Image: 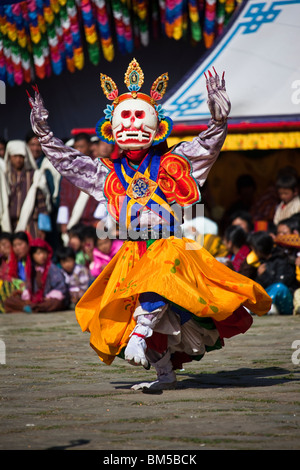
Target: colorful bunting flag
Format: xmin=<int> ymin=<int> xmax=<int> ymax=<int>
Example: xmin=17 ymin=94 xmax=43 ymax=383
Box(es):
xmin=0 ymin=0 xmax=239 ymax=86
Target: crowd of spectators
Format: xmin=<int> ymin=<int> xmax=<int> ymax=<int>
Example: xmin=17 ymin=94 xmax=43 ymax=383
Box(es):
xmin=0 ymin=132 xmax=122 ymax=313
xmin=1 ymin=132 xmax=300 ymax=316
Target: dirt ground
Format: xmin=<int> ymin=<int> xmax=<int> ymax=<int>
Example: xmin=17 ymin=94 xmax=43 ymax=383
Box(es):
xmin=0 ymin=310 xmax=299 ymax=452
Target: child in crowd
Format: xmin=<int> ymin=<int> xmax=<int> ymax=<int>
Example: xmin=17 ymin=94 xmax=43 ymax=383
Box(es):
xmin=246 ymin=231 xmax=297 ymax=315
xmin=273 ymin=172 xmax=300 ymax=225
xmin=67 ymin=223 xmax=89 ymax=267
xmin=56 ymin=246 xmax=90 ymax=308
xmin=90 ymin=236 xmax=123 ymax=279
xmin=81 ymin=225 xmax=97 ymax=268
xmin=228 ymin=210 xmax=254 ymax=234
xmin=274 ymin=215 xmax=300 ymax=266
xmin=221 ymin=225 xmax=250 ymax=272
xmin=4 ymin=238 xmax=69 ymax=313
xmin=0 ymin=232 xmax=25 ymax=312
xmin=11 ymin=231 xmax=31 ymax=280
xmin=0 ymin=232 xmax=13 ymax=280
xmin=276 ymin=214 xmax=300 ymax=237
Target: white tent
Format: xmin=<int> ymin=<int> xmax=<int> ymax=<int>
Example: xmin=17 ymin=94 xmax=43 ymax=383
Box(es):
xmin=164 ymin=0 xmax=300 ymax=145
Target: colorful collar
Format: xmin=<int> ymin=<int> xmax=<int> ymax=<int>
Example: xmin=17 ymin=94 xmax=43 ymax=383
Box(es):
xmin=113 ymin=150 xmax=179 ymax=231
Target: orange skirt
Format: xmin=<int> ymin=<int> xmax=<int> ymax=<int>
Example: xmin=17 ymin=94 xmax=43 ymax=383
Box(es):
xmin=75 ymin=237 xmax=271 ymax=364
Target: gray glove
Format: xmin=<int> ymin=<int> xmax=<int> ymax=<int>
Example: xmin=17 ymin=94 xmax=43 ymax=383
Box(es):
xmin=205 ymin=68 xmax=231 ymax=123
xmin=27 ymin=85 xmax=52 ymax=140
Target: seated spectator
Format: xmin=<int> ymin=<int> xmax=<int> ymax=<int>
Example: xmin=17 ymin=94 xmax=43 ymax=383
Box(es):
xmin=56 ymin=246 xmax=90 ymax=308
xmin=250 ymin=166 xmax=298 ymax=226
xmin=82 ymin=225 xmax=97 ymax=268
xmin=0 ymin=232 xmax=25 ymax=313
xmin=67 ymin=223 xmax=89 ymax=267
xmin=273 ymin=172 xmax=300 ymax=225
xmin=247 ymin=231 xmax=297 ymax=315
xmin=0 ymin=232 xmax=13 ymax=280
xmin=275 ymin=215 xmax=300 ymax=265
xmin=90 ymin=236 xmax=123 ymax=279
xmin=228 ymin=210 xmax=254 ymax=234
xmin=276 ymin=214 xmax=300 ymax=237
xmin=4 ymin=238 xmax=69 ymax=313
xmin=221 ymin=225 xmax=250 ymax=272
xmin=11 ymin=231 xmax=31 ymax=281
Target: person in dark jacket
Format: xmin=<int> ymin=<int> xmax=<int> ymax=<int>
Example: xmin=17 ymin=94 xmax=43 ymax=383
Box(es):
xmin=246 ymin=231 xmax=296 ymax=314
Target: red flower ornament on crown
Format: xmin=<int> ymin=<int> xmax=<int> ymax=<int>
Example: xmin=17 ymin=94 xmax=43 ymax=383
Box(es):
xmin=96 ymin=58 xmax=173 ymax=150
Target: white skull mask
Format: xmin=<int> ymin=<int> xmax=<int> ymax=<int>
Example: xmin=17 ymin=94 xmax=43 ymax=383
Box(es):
xmin=112 ymin=98 xmax=158 ymax=150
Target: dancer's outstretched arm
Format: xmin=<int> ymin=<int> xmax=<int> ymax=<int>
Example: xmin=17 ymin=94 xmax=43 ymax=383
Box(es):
xmin=176 ymin=68 xmax=231 ymax=187
xmin=28 ymin=87 xmax=108 ymax=203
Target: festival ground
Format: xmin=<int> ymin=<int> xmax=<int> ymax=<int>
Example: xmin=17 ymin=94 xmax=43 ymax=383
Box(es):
xmin=0 ymin=310 xmax=299 ymax=451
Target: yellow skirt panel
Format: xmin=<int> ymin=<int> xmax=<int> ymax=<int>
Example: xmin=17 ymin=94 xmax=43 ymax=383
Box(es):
xmin=75 ymin=237 xmax=271 ymax=364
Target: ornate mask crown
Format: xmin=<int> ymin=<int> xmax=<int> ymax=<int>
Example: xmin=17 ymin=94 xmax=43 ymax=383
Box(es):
xmin=96 ymin=58 xmax=173 ymax=150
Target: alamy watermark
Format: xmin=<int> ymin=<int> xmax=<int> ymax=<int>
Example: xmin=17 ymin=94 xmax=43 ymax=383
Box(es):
xmin=291 ymin=80 xmax=300 ymax=105
xmin=291 ymin=340 xmax=300 ymax=365
xmin=0 ymin=80 xmax=5 ymax=104
xmin=96 ymin=202 xmax=205 ymax=250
